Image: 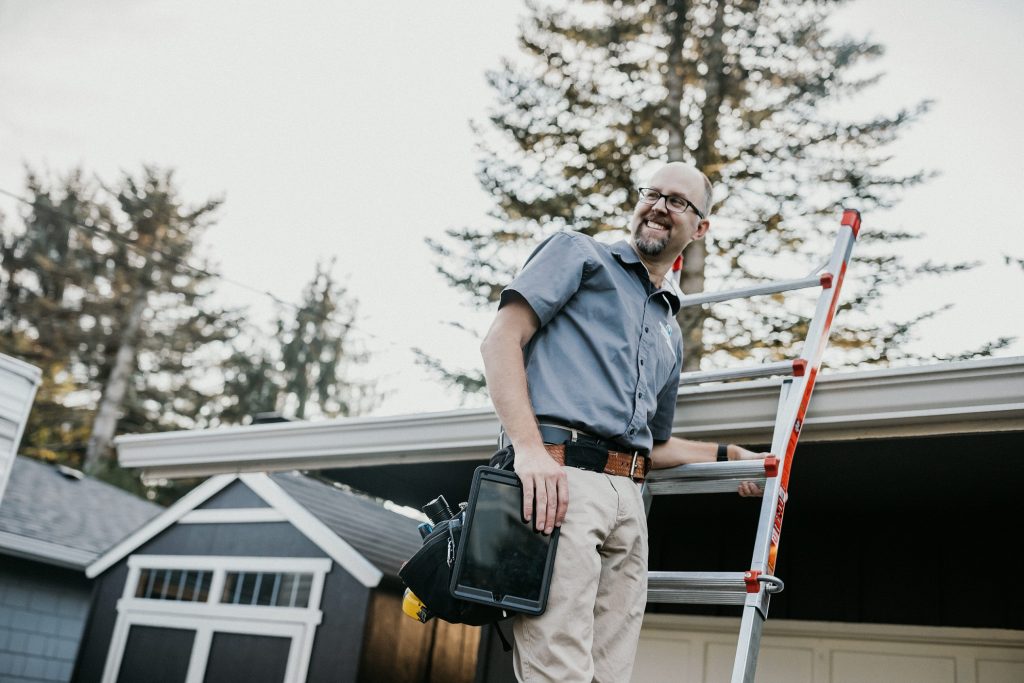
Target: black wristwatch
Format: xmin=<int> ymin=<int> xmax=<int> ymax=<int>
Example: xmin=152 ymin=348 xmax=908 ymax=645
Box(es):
xmin=716 ymin=443 xmax=729 ymax=462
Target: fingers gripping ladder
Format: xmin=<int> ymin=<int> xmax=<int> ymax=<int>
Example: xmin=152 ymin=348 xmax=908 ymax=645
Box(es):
xmin=642 ymin=210 xmax=861 ymax=683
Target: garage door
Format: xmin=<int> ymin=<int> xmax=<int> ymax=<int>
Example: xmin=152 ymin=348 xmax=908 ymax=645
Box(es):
xmin=633 ymin=615 xmax=1024 ymax=683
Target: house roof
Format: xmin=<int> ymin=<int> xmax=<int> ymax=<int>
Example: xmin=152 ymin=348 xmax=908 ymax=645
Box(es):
xmin=114 ymin=356 xmax=1024 ymax=481
xmin=86 ymin=471 xmax=424 ymax=587
xmin=269 ymin=471 xmax=423 ymax=580
xmin=0 ymin=456 xmax=161 ymax=570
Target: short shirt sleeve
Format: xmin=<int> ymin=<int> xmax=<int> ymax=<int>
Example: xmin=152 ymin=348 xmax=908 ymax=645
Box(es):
xmin=499 ymin=232 xmax=591 ymax=326
xmin=650 ymin=338 xmax=683 ymax=443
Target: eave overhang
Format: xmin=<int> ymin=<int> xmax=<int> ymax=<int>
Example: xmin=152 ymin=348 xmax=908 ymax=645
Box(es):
xmin=118 ymin=357 xmax=1024 ymax=481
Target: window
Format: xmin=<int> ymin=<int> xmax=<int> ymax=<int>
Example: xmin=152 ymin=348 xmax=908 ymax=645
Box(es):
xmin=220 ymin=571 xmax=313 ymax=608
xmin=135 ymin=568 xmax=211 ymax=602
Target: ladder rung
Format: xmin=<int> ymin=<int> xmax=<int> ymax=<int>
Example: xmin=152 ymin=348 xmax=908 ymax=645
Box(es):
xmin=647 ymin=571 xmax=748 ymax=605
xmin=677 ymin=273 xmax=829 ymax=308
xmin=679 ymin=359 xmax=805 ymax=385
xmin=646 ymin=458 xmax=775 ymax=496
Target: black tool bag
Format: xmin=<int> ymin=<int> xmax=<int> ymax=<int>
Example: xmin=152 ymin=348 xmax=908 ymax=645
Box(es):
xmin=399 ymin=514 xmax=508 ymax=626
xmin=398 ymin=446 xmax=516 ymax=627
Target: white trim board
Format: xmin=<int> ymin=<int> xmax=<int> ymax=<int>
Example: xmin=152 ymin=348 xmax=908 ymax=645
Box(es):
xmin=87 ymin=474 xmax=383 ymax=588
xmin=114 ymin=356 xmax=1024 ymax=481
xmin=179 ymin=508 xmax=287 ymax=524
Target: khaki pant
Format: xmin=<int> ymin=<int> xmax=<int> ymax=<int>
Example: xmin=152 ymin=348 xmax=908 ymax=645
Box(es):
xmin=513 ymin=467 xmax=648 ymax=682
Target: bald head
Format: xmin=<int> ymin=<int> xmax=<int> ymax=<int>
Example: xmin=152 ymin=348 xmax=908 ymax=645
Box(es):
xmin=650 ymin=162 xmax=714 ymax=217
xmin=629 ymin=161 xmax=713 ymax=271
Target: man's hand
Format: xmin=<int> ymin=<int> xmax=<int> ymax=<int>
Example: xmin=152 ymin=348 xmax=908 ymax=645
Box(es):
xmin=729 ymin=445 xmax=771 ymax=498
xmin=514 ymin=445 xmax=568 ymax=534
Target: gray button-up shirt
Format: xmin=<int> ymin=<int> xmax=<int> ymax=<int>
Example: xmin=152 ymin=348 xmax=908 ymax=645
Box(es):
xmin=499 ymin=231 xmax=683 ymax=453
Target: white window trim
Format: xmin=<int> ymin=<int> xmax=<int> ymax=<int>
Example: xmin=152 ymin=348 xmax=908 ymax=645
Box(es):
xmin=179 ymin=508 xmax=287 ymax=524
xmin=102 ymin=555 xmax=331 ymax=683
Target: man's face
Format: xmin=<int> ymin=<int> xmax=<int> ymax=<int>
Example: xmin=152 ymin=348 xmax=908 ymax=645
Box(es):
xmin=629 ymin=165 xmax=708 ymax=258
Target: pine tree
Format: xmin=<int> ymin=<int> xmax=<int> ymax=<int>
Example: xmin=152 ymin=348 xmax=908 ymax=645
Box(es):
xmin=218 ymin=263 xmax=375 ymax=423
xmin=1 ymin=167 xmax=239 ymax=474
xmin=428 ymin=0 xmax=1005 ymax=384
xmin=1 ymin=170 xmax=106 ymax=461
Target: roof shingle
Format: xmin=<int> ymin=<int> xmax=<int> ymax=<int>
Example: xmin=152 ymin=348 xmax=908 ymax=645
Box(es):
xmin=270 ymin=471 xmax=423 ymax=579
xmin=0 ymin=456 xmax=162 ymax=569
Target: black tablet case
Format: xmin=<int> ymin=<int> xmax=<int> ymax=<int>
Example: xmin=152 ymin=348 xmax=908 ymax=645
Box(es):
xmin=449 ymin=466 xmax=559 ymax=616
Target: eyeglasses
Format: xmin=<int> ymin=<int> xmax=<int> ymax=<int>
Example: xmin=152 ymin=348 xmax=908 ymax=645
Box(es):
xmin=636 ymin=187 xmax=705 ymax=219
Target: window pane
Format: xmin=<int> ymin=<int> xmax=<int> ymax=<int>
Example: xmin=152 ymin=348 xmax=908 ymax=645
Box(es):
xmin=172 ymin=570 xmax=187 ymax=600
xmin=141 ymin=569 xmax=313 ymax=607
xmin=293 ymin=574 xmax=312 ymax=609
xmin=276 ymin=573 xmax=296 ymax=607
xmin=267 ymin=572 xmax=282 ymax=606
xmin=239 ymin=572 xmax=258 ymax=604
xmin=194 ymin=571 xmax=209 ymax=602
xmin=131 ymin=568 xmax=214 ymax=604
xmin=222 ymin=572 xmax=241 ymax=604
xmin=256 ymin=573 xmax=277 ymax=606
xmin=135 ymin=569 xmax=151 ymax=598
xmin=154 ymin=569 xmax=173 ymax=599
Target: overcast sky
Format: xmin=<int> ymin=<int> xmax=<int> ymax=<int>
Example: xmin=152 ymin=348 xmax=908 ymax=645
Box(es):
xmin=1 ymin=0 xmax=1021 ymax=418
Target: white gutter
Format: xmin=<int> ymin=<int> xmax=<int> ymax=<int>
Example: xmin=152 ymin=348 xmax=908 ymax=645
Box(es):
xmin=0 ymin=530 xmax=96 ymax=570
xmin=118 ymin=357 xmax=1024 ymax=480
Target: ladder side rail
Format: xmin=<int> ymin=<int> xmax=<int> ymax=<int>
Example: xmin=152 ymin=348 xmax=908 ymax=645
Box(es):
xmin=747 ymin=212 xmax=859 ymax=576
xmin=731 ymin=211 xmax=860 ymax=683
xmin=733 ymin=609 xmax=765 ymax=683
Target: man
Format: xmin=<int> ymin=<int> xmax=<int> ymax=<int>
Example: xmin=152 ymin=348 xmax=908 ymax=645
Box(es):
xmin=480 ymin=161 xmax=766 ymax=682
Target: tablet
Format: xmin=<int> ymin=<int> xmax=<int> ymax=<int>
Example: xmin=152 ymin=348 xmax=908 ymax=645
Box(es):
xmin=449 ymin=466 xmax=559 ymax=615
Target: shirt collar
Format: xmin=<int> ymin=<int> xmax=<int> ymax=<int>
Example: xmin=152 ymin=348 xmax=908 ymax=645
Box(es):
xmin=610 ymin=240 xmax=681 ymax=314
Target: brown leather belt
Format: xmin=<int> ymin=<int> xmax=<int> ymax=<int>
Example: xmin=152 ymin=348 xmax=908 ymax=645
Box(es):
xmin=543 ymin=443 xmax=650 ymax=483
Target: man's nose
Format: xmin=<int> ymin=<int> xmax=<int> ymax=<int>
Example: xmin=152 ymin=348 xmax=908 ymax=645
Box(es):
xmin=652 ymin=196 xmax=670 ymax=212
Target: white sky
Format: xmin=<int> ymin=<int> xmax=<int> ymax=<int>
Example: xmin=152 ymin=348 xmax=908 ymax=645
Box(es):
xmin=1 ymin=0 xmax=1022 ymax=418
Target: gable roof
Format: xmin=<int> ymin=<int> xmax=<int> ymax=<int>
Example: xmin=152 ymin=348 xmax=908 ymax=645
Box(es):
xmin=0 ymin=456 xmax=161 ymax=570
xmin=86 ymin=471 xmax=423 ymax=588
xmin=269 ymin=471 xmax=423 ymax=580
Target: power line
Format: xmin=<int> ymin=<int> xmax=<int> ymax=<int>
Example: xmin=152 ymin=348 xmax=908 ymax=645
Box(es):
xmin=0 ymin=185 xmax=409 ymax=350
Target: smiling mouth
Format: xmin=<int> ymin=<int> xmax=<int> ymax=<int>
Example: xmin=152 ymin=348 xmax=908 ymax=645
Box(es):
xmin=643 ymin=219 xmax=669 ymax=233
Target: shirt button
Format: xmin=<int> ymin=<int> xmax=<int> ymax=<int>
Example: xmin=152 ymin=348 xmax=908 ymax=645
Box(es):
xmin=640 ymin=359 xmax=644 ymax=366
xmin=628 ymin=428 xmax=636 ymax=435
xmin=644 ymin=326 xmax=649 ymax=332
xmin=638 ymin=392 xmax=643 ymax=398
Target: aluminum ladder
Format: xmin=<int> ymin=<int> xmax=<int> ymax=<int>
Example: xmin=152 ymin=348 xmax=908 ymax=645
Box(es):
xmin=643 ymin=209 xmax=862 ymax=682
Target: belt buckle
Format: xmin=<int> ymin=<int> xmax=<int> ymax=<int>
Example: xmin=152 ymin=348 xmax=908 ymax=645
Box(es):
xmin=629 ymin=452 xmax=639 ymax=480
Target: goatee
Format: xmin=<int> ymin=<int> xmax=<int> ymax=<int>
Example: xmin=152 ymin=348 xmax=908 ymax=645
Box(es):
xmin=634 ymin=234 xmax=668 ymax=256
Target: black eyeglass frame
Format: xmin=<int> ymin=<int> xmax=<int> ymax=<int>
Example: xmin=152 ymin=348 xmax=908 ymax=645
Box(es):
xmin=636 ymin=187 xmax=705 ymax=219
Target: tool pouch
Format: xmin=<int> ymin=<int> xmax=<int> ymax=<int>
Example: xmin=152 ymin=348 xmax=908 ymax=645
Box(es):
xmin=398 ymin=448 xmax=516 ymax=627
xmin=563 ymin=440 xmax=609 ymax=473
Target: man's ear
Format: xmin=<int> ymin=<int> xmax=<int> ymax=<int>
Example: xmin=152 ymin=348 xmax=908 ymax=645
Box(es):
xmin=694 ymin=218 xmax=710 ymax=240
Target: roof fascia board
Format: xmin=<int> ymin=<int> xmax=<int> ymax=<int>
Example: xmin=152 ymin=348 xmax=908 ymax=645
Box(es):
xmin=117 ymin=357 xmax=1024 ymax=480
xmin=239 ymin=473 xmax=383 ymax=588
xmin=86 ymin=474 xmax=237 ymax=578
xmin=0 ymin=530 xmax=95 ymax=570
